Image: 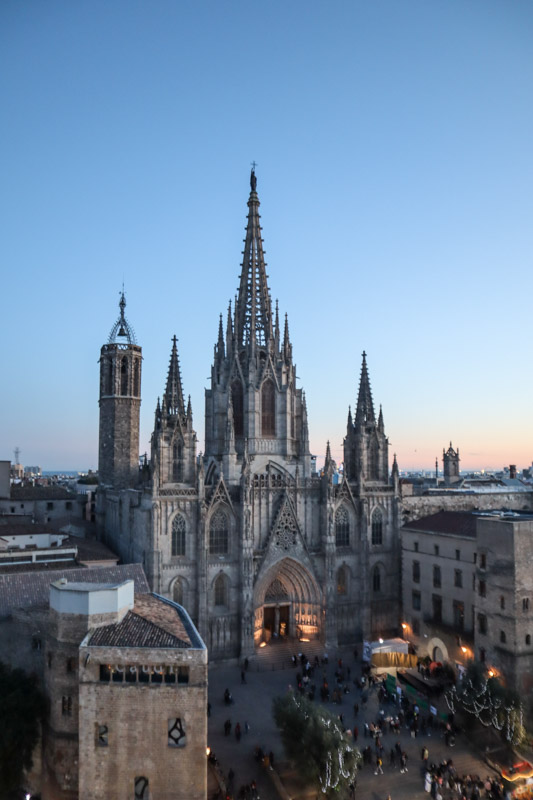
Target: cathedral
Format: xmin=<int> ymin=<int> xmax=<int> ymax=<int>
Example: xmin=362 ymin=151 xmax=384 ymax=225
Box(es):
xmin=97 ymin=170 xmax=401 ymax=659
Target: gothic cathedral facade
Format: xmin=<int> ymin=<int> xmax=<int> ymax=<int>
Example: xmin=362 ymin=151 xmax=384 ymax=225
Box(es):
xmin=97 ymin=171 xmax=401 ymax=659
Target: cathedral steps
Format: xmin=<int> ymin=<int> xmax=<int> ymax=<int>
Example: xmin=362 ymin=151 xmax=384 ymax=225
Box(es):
xmin=251 ymin=638 xmax=325 ymax=672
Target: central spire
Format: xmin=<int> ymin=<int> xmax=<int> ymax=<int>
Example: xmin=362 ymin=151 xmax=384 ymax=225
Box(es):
xmin=355 ymin=351 xmax=375 ymax=424
xmin=164 ymin=335 xmax=185 ymax=415
xmin=234 ymin=168 xmax=273 ymax=349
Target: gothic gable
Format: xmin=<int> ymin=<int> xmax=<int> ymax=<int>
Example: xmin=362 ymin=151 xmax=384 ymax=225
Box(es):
xmin=255 ymin=491 xmax=318 ymax=586
xmin=206 ymin=475 xmax=234 ymax=515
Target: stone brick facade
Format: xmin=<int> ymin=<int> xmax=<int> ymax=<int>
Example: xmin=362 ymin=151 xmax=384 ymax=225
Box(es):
xmin=98 ymin=170 xmax=402 ymax=659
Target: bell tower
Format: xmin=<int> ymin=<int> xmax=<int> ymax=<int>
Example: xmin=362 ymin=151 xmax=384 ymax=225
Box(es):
xmin=98 ymin=292 xmax=142 ymax=488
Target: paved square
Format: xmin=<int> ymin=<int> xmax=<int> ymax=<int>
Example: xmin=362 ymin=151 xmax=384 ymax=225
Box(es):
xmin=208 ymin=650 xmax=497 ymax=800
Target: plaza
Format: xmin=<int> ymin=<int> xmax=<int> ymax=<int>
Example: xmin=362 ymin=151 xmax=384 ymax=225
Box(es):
xmin=207 ymin=644 xmax=499 ymax=800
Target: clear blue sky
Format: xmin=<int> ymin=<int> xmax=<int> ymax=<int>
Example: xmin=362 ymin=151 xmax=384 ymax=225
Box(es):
xmin=1 ymin=0 xmax=532 ymax=472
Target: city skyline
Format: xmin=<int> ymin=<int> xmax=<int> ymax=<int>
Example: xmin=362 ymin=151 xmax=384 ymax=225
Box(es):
xmin=1 ymin=1 xmax=532 ymax=472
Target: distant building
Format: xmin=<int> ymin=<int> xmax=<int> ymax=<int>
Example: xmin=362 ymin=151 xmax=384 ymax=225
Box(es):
xmin=443 ymin=442 xmax=460 ymax=486
xmin=401 ymin=510 xmax=533 ymax=708
xmin=0 ymin=484 xmax=80 ymax=524
xmin=25 ymin=465 xmax=43 ymax=477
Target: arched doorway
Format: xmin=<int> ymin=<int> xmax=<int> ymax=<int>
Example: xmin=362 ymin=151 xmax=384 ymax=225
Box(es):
xmin=253 ymin=557 xmax=323 ymax=647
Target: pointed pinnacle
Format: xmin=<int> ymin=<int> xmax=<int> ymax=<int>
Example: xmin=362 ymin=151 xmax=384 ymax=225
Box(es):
xmin=355 ymin=351 xmax=375 ymax=424
xmin=164 ymin=336 xmax=185 ymax=415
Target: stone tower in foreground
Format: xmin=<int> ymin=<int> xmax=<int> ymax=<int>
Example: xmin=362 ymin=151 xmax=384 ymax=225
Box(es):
xmin=98 ymin=292 xmax=142 ymax=489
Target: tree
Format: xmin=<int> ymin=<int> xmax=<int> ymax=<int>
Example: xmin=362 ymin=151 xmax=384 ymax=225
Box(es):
xmin=0 ymin=662 xmax=47 ymax=795
xmin=445 ymin=661 xmax=525 ymax=746
xmin=273 ymin=691 xmax=361 ymax=797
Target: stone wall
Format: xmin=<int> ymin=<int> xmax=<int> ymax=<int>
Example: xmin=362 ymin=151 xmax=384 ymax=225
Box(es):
xmin=401 ymin=491 xmax=533 ymax=525
xmin=78 ymin=645 xmax=207 ymax=800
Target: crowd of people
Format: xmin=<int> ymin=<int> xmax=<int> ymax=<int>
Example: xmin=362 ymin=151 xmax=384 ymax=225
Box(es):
xmin=208 ymin=648 xmax=516 ymax=800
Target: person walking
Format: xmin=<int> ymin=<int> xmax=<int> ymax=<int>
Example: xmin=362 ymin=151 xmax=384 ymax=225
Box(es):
xmin=374 ymin=755 xmax=383 ymax=775
xmin=235 ymin=722 xmax=241 ymax=742
xmin=400 ymin=751 xmax=408 ymax=773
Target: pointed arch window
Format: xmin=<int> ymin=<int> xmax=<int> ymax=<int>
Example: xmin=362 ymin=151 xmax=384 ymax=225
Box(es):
xmin=337 ymin=566 xmax=347 ymax=595
xmin=371 ymin=508 xmax=383 ymax=546
xmin=172 ymin=578 xmax=184 ymax=605
xmin=335 ymin=507 xmax=350 ymax=547
xmin=209 ymin=510 xmax=229 ymax=554
xmin=231 ymin=380 xmax=244 ymax=437
xmin=172 ymin=443 xmax=183 ymax=482
xmin=171 ymin=514 xmax=186 ymax=557
xmin=120 ymin=357 xmax=129 ymax=396
xmin=214 ymin=573 xmax=228 ymax=607
xmin=261 ymin=379 xmax=276 ymax=437
xmin=372 ymin=565 xmax=381 ymax=593
xmin=133 ymin=360 xmax=140 ymax=397
xmin=103 ymin=358 xmax=113 ymax=395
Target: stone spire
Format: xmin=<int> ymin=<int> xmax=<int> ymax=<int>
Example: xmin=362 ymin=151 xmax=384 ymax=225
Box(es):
xmin=378 ymin=404 xmax=384 ymax=434
xmin=234 ymin=168 xmax=273 ymax=349
xmin=283 ymin=313 xmax=292 ymax=362
xmin=216 ymin=314 xmax=225 ymax=360
xmin=355 ymin=351 xmax=375 ymax=425
xmin=164 ymin=336 xmax=185 ymax=415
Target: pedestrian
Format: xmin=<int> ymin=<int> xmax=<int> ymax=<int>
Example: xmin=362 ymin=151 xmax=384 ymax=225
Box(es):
xmin=389 ymin=747 xmax=395 ymax=767
xmin=269 ymin=750 xmax=275 ymax=769
xmin=224 ymin=719 xmax=232 ymax=736
xmin=244 ymin=720 xmax=250 ymax=734
xmin=353 ymin=725 xmax=358 ymax=742
xmin=235 ymin=722 xmax=241 ymax=741
xmin=374 ymin=755 xmax=383 ymax=775
xmin=244 ymin=657 xmax=249 ymax=671
xmin=400 ymin=752 xmax=408 ymax=773
xmin=241 ymin=669 xmax=246 ymax=684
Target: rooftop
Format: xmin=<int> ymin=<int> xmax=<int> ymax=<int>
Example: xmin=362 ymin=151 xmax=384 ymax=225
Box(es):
xmin=0 ymin=563 xmax=149 ymax=618
xmin=87 ymin=594 xmax=199 ymax=649
xmin=402 ymin=510 xmax=477 ymax=538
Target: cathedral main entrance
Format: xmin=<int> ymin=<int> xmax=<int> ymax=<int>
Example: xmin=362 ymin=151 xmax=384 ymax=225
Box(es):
xmin=253 ymin=557 xmax=323 ymax=647
xmin=263 ymin=604 xmax=290 ymax=639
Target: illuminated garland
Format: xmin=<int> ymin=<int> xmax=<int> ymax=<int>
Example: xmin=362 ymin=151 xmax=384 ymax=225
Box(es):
xmin=445 ymin=677 xmax=523 ymax=744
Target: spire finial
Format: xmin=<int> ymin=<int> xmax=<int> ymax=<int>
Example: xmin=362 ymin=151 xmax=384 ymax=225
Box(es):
xmin=108 ymin=288 xmax=136 ymax=344
xmin=250 ymin=162 xmax=258 ymax=192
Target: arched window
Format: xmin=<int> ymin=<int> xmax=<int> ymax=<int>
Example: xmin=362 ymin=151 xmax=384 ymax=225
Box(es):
xmin=369 ymin=439 xmax=379 ymax=480
xmin=133 ymin=360 xmax=140 ymax=396
xmin=372 ymin=565 xmax=381 ymax=593
xmin=526 ymin=634 xmax=531 ymax=646
xmin=172 ymin=443 xmax=183 ymax=482
xmin=337 ymin=566 xmax=347 ymax=595
xmin=171 ymin=514 xmax=186 ymax=557
xmin=335 ymin=507 xmax=350 ymax=547
xmin=209 ymin=510 xmax=229 ymax=554
xmin=172 ymin=579 xmax=184 ymax=605
xmin=214 ymin=573 xmax=228 ymax=607
xmin=134 ymin=777 xmax=150 ymax=800
xmin=371 ymin=508 xmax=383 ymax=546
xmin=231 ymin=380 xmax=244 ymax=437
xmin=104 ymin=358 xmax=113 ymax=395
xmin=120 ymin=357 xmax=129 ymax=396
xmin=261 ymin=379 xmax=275 ymax=437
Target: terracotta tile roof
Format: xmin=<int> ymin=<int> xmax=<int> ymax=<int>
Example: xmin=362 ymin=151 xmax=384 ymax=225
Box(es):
xmin=0 ymin=564 xmax=150 ymax=618
xmin=88 ymin=605 xmax=191 ymax=649
xmin=402 ymin=511 xmax=477 ymax=538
